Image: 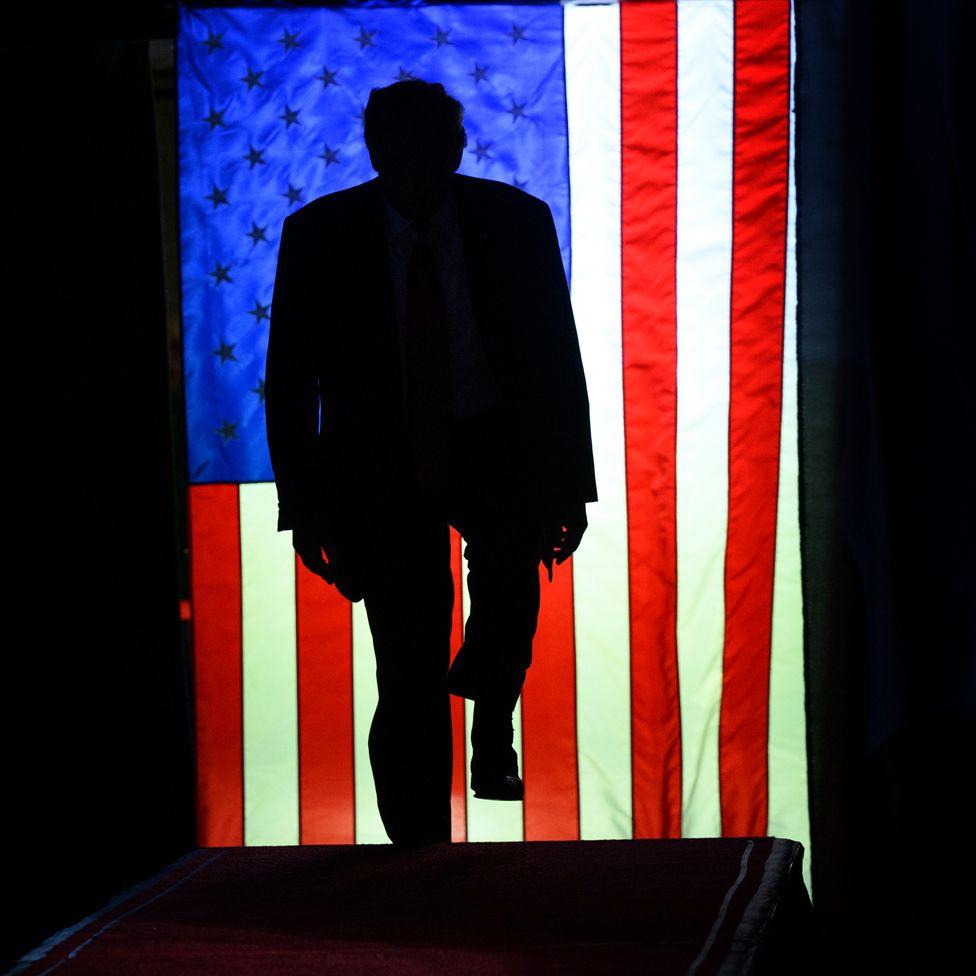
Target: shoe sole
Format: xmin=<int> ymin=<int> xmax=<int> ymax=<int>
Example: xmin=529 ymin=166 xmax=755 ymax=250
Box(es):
xmin=471 ymin=778 xmax=524 ymax=801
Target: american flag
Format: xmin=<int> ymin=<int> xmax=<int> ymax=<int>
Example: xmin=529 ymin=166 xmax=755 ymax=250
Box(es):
xmin=178 ymin=0 xmax=808 ymax=892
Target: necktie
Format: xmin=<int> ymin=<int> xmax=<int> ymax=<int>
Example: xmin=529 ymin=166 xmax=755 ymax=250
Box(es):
xmin=404 ymin=216 xmax=451 ymax=493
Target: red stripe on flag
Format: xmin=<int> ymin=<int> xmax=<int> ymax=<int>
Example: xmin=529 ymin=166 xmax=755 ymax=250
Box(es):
xmin=296 ymin=554 xmax=355 ymax=844
xmin=622 ymin=0 xmax=682 ymax=838
xmin=720 ymin=0 xmax=791 ymax=837
xmin=449 ymin=526 xmax=468 ymax=842
xmin=523 ymin=558 xmax=580 ymax=840
xmin=188 ymin=484 xmax=243 ymax=846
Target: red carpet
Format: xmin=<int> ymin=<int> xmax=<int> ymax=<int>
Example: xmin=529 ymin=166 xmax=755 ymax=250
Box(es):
xmin=9 ymin=837 xmax=811 ymax=975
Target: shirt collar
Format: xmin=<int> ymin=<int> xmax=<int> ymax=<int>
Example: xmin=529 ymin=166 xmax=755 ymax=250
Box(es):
xmin=383 ymin=183 xmax=454 ymax=238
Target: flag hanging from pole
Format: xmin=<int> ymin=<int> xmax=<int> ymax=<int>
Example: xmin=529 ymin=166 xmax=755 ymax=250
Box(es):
xmin=177 ymin=0 xmax=808 ymax=894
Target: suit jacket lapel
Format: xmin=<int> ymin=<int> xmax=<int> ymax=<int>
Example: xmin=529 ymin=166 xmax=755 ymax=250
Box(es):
xmin=454 ymin=173 xmax=482 ymax=315
xmin=355 ymin=178 xmax=401 ymax=406
xmin=361 ymin=175 xmax=397 ymax=328
xmin=453 ymin=174 xmax=511 ymax=398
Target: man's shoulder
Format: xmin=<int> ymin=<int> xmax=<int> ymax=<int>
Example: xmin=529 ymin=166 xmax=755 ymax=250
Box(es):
xmin=285 ymin=179 xmax=374 ymax=230
xmin=453 ymin=172 xmax=549 ymax=215
xmin=286 ymin=173 xmax=548 ymax=227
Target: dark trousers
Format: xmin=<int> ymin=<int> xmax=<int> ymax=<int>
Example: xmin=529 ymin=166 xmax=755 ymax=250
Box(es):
xmin=361 ymin=410 xmax=542 ymax=844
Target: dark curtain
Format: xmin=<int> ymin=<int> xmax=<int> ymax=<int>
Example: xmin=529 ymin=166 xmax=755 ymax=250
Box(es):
xmin=796 ymin=0 xmax=975 ymax=969
xmin=3 ymin=3 xmax=193 ymax=968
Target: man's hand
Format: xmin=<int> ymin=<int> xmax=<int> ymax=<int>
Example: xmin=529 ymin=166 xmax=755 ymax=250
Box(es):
xmin=292 ymin=520 xmax=369 ymax=603
xmin=292 ymin=524 xmax=334 ymax=584
xmin=539 ymin=500 xmax=588 ymax=567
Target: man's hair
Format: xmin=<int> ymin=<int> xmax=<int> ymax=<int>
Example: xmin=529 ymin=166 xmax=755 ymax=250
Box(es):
xmin=364 ymin=79 xmax=467 ymax=174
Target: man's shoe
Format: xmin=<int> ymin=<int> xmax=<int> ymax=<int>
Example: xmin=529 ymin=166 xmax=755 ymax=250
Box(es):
xmin=469 ymin=695 xmax=521 ymax=800
xmin=470 ymin=770 xmax=524 ymax=801
xmin=390 ymin=827 xmax=450 ymax=850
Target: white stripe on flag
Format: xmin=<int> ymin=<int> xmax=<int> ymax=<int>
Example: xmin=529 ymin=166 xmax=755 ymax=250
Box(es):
xmin=768 ymin=0 xmax=812 ymax=898
xmin=240 ymin=482 xmax=299 ymax=845
xmin=352 ymin=598 xmax=387 ymax=843
xmin=675 ymin=0 xmax=734 ymax=838
xmin=564 ymin=0 xmax=633 ymax=841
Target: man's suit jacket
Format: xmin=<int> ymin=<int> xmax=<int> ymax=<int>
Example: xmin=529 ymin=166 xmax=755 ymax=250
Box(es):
xmin=264 ymin=172 xmax=598 ymax=538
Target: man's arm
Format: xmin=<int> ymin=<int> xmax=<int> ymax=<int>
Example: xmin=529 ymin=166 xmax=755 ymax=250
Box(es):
xmin=264 ymin=214 xmax=322 ymax=533
xmin=530 ymin=200 xmax=598 ymax=510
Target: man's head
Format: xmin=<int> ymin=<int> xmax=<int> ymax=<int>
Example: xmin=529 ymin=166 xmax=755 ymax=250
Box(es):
xmin=364 ymin=79 xmax=467 ymax=219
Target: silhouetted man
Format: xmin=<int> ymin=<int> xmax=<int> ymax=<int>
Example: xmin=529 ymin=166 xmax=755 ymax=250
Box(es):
xmin=264 ymin=79 xmax=597 ymax=847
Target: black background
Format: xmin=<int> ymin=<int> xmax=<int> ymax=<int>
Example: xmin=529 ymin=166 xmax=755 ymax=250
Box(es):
xmin=3 ymin=2 xmax=192 ymax=968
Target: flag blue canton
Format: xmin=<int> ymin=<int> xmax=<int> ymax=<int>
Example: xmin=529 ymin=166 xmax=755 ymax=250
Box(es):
xmin=177 ymin=2 xmax=570 ymax=485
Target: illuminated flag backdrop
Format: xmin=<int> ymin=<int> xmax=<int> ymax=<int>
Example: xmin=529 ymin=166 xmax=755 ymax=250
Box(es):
xmin=177 ymin=0 xmax=809 ymax=893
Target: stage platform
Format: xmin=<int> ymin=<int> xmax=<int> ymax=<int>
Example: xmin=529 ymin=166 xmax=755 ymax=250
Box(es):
xmin=8 ymin=837 xmax=812 ymax=975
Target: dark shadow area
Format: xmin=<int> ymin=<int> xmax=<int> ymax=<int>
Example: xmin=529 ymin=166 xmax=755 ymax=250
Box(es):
xmin=797 ymin=0 xmax=975 ymax=969
xmin=3 ymin=3 xmax=193 ymax=969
